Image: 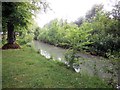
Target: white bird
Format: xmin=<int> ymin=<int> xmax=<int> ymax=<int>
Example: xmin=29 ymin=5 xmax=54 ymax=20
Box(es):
xmin=73 ymin=64 xmax=81 ymax=73
xmin=74 ymin=68 xmax=80 ymax=73
xmin=58 ymin=57 xmax=61 ymax=61
xmin=40 ymin=50 xmax=51 ymax=59
xmin=45 ymin=53 xmax=51 ymax=59
xmin=40 ymin=50 xmax=44 ymax=56
xmin=64 ymin=61 xmax=69 ymax=65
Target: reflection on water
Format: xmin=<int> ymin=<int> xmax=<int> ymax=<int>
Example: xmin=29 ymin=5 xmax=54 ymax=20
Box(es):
xmin=40 ymin=50 xmax=51 ymax=59
xmin=34 ymin=40 xmax=66 ymax=63
xmin=34 ymin=40 xmax=118 ymax=86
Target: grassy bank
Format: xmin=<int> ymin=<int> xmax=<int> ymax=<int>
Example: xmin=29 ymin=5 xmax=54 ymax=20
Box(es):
xmin=2 ymin=47 xmax=111 ymax=88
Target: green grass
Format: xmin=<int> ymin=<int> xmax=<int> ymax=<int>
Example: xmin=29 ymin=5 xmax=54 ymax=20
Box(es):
xmin=2 ymin=47 xmax=111 ymax=88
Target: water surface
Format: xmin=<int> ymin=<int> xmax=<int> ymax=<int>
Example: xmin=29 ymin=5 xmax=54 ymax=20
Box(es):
xmin=34 ymin=40 xmax=118 ymax=85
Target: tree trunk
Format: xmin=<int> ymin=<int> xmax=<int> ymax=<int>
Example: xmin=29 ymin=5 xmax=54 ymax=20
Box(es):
xmin=7 ymin=21 xmax=15 ymax=44
xmin=2 ymin=21 xmax=20 ymax=49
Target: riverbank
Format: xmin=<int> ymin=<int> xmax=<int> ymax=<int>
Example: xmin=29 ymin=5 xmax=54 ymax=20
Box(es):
xmin=36 ymin=39 xmax=109 ymax=58
xmin=33 ymin=40 xmax=118 ymax=87
xmin=2 ymin=46 xmax=111 ymax=88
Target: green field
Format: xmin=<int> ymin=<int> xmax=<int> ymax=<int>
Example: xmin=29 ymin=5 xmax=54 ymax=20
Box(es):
xmin=2 ymin=47 xmax=111 ymax=88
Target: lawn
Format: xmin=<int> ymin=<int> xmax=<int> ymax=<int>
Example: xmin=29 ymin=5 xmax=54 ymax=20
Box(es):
xmin=2 ymin=46 xmax=111 ymax=88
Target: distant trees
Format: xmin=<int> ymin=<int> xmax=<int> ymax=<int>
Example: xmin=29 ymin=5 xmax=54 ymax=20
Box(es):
xmin=74 ymin=17 xmax=84 ymax=26
xmin=112 ymin=1 xmax=120 ymax=20
xmin=85 ymin=4 xmax=103 ymax=22
xmin=74 ymin=4 xmax=104 ymax=26
xmin=36 ymin=18 xmax=92 ymax=51
xmin=34 ymin=27 xmax=41 ymax=40
xmin=34 ymin=2 xmax=120 ymax=58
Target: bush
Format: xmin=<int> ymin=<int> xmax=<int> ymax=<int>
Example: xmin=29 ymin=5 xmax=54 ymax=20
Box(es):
xmin=17 ymin=32 xmax=33 ymax=45
xmin=34 ymin=27 xmax=41 ymax=40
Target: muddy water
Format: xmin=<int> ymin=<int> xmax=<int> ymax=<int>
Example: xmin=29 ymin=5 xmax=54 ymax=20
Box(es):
xmin=34 ymin=40 xmax=118 ymax=85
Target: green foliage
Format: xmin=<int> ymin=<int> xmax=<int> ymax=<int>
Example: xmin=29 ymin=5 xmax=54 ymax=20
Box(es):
xmin=34 ymin=3 xmax=120 ymax=58
xmin=2 ymin=0 xmax=50 ymax=31
xmin=37 ymin=19 xmax=92 ymax=50
xmin=88 ymin=11 xmax=120 ymax=57
xmin=18 ymin=33 xmax=33 ymax=45
xmin=64 ymin=49 xmax=77 ymax=68
xmin=2 ymin=34 xmax=7 ymax=45
xmin=2 ymin=1 xmax=49 ymax=45
xmin=85 ymin=4 xmax=104 ymax=22
xmin=64 ymin=49 xmax=87 ymax=71
xmin=34 ymin=27 xmax=41 ymax=40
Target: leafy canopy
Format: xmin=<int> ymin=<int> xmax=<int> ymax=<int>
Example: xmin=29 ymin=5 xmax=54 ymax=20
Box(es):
xmin=2 ymin=0 xmax=48 ymax=32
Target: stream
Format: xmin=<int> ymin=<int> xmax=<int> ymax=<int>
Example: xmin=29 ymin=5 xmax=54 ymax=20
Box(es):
xmin=33 ymin=40 xmax=118 ymax=87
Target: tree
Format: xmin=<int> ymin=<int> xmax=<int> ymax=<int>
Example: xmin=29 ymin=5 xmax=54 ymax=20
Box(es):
xmin=85 ymin=4 xmax=103 ymax=22
xmin=2 ymin=0 xmax=48 ymax=49
xmin=112 ymin=1 xmax=120 ymax=20
xmin=74 ymin=17 xmax=84 ymax=27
